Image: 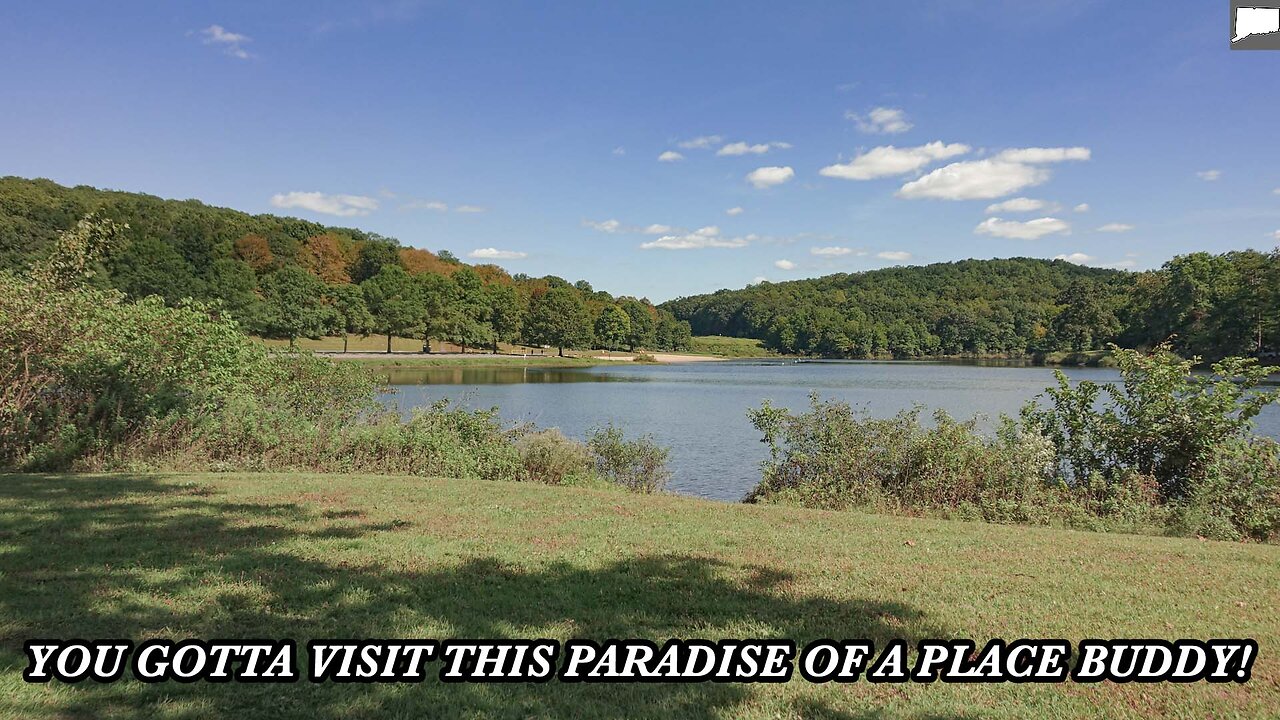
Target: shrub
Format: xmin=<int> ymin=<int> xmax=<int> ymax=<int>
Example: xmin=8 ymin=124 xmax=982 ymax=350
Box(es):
xmin=1021 ymin=345 xmax=1278 ymax=500
xmin=1171 ymin=438 xmax=1280 ymax=542
xmin=746 ymin=394 xmax=1075 ymax=526
xmin=587 ymin=424 xmax=671 ymax=493
xmin=517 ymin=429 xmax=597 ymax=485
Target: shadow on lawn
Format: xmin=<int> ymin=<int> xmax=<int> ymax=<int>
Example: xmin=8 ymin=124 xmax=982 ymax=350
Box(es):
xmin=0 ymin=474 xmax=961 ymax=720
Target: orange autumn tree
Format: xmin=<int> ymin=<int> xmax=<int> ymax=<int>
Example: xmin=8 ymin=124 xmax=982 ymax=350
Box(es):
xmin=301 ymin=233 xmax=352 ymax=284
xmin=233 ymin=234 xmax=275 ymax=272
xmin=399 ymin=247 xmax=457 ymax=277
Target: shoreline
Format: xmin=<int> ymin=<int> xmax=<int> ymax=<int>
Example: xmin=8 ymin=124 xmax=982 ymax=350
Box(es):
xmin=323 ymin=351 xmax=725 ymax=366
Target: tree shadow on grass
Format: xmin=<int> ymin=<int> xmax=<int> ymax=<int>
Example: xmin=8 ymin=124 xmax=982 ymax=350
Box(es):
xmin=0 ymin=474 xmax=963 ymax=719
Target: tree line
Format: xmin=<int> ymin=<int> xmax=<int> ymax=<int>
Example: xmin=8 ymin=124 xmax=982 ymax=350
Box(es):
xmin=662 ymin=252 xmax=1280 ymax=360
xmin=0 ymin=177 xmax=690 ymax=355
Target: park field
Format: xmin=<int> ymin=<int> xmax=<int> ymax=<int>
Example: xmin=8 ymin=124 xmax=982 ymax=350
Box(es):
xmin=0 ymin=473 xmax=1276 ymax=719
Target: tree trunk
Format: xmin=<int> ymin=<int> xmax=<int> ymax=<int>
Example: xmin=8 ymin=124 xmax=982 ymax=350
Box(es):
xmin=343 ymin=335 xmax=349 ymax=353
xmin=558 ymin=346 xmax=564 ymax=357
xmin=386 ymin=333 xmax=392 ymax=354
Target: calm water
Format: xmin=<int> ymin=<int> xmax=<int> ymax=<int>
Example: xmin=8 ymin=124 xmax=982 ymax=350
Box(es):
xmin=381 ymin=361 xmax=1280 ymax=501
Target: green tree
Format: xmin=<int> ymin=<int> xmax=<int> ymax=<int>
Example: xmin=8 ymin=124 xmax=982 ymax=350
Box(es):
xmin=415 ymin=272 xmax=459 ymax=352
xmin=360 ymin=265 xmax=423 ymax=353
xmin=486 ymin=283 xmax=524 ymax=352
xmin=594 ymin=304 xmax=632 ymax=351
xmin=655 ymin=310 xmax=692 ymax=350
xmin=526 ymin=286 xmax=592 ymax=356
xmin=441 ymin=267 xmax=491 ymax=353
xmin=620 ymin=298 xmax=657 ymax=351
xmin=327 ymin=284 xmax=375 ymax=352
xmin=257 ymin=266 xmax=335 ymax=345
xmin=109 ymin=236 xmax=204 ymax=304
xmin=205 ymin=258 xmax=260 ymax=327
xmin=1051 ymin=279 xmax=1120 ymax=352
xmin=351 ymin=241 xmax=402 ymax=283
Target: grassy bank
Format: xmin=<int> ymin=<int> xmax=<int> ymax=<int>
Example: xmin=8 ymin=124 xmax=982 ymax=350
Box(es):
xmin=347 ymin=354 xmax=614 ymax=369
xmin=1 ymin=472 xmax=1276 ymax=719
xmin=689 ymin=335 xmax=781 ymax=358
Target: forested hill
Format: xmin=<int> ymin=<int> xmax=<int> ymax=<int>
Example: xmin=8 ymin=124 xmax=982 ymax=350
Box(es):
xmin=0 ymin=176 xmax=690 ymax=353
xmin=661 ymin=252 xmax=1280 ymax=360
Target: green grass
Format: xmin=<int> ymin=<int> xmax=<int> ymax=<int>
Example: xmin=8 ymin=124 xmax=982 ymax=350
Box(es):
xmin=1 ymin=473 xmax=1276 ymax=719
xmin=689 ymin=335 xmax=780 ymax=358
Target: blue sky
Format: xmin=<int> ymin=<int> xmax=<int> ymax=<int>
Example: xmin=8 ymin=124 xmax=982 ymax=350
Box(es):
xmin=3 ymin=1 xmax=1278 ymax=301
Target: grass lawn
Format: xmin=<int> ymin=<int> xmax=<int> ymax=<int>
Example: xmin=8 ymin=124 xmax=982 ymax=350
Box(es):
xmin=0 ymin=473 xmax=1275 ymax=719
xmin=689 ymin=335 xmax=781 ymax=358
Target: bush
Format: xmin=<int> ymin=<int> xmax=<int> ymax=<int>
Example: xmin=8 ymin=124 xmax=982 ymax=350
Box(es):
xmin=1171 ymin=438 xmax=1280 ymax=542
xmin=749 ymin=355 xmax=1279 ymax=540
xmin=746 ymin=395 xmax=1078 ymax=526
xmin=517 ymin=429 xmax=597 ymax=485
xmin=587 ymin=424 xmax=671 ymax=493
xmin=1021 ymin=345 xmax=1278 ymax=499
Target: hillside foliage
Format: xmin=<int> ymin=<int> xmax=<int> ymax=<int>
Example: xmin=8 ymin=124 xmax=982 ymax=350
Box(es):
xmin=663 ymin=253 xmax=1280 ymax=361
xmin=0 ymin=177 xmax=691 ymax=354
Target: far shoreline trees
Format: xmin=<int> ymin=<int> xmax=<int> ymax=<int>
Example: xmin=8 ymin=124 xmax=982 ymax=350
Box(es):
xmin=663 ymin=252 xmax=1279 ymax=361
xmin=4 ymin=177 xmax=1274 ymax=361
xmin=0 ymin=177 xmax=694 ymax=355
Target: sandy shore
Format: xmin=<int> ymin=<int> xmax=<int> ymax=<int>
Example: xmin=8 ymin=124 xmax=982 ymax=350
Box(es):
xmin=320 ymin=351 xmax=723 ymax=363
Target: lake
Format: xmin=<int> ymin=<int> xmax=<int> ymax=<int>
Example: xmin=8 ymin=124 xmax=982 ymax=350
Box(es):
xmin=382 ymin=360 xmax=1280 ymax=502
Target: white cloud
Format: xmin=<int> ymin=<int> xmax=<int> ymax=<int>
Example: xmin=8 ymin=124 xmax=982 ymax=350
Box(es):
xmin=774 ymin=259 xmax=797 ymax=270
xmin=1273 ymin=188 xmax=1280 ymax=196
xmin=199 ymin=25 xmax=252 ymax=60
xmin=716 ymin=141 xmax=790 ymax=156
xmin=658 ymin=151 xmax=685 ymax=162
xmin=750 ymin=276 xmax=769 ymax=285
xmin=985 ymin=197 xmax=1055 ymax=214
xmin=1099 ymin=259 xmax=1138 ymax=269
xmin=876 ymin=251 xmax=913 ymax=262
xmin=898 ymin=160 xmax=1050 ymax=200
xmin=1274 ymin=230 xmax=1280 ymax=240
xmin=401 ymin=199 xmax=448 ymax=212
xmin=468 ymin=248 xmax=527 ymax=260
xmin=584 ymin=219 xmax=680 ymax=235
xmin=1197 ymin=169 xmax=1222 ymax=181
xmin=1054 ymin=253 xmax=1095 ymax=265
xmin=612 ymin=146 xmax=626 ymax=156
xmin=995 ymin=147 xmax=1091 ymax=163
xmin=1074 ymin=203 xmax=1090 ymax=213
xmin=810 ymin=246 xmax=855 ymax=257
xmin=847 ymin=107 xmax=912 ymax=134
xmin=640 ymin=226 xmax=754 ymax=250
xmin=819 ymin=142 xmax=970 ymax=181
xmin=677 ymin=135 xmax=723 ymax=150
xmin=725 ymin=206 xmax=745 ymax=216
xmin=270 ymin=191 xmax=378 ymax=217
xmin=746 ymin=166 xmax=795 ymax=189
xmin=899 ymin=147 xmax=1090 ymax=200
xmin=583 ymin=219 xmax=622 ymax=233
xmin=454 ymin=205 xmax=486 ymax=213
xmin=1097 ymin=223 xmax=1135 ymax=233
xmin=974 ymin=216 xmax=1071 ymax=240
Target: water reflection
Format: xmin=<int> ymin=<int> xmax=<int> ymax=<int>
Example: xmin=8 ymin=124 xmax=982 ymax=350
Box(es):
xmin=378 ymin=366 xmax=639 ymax=386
